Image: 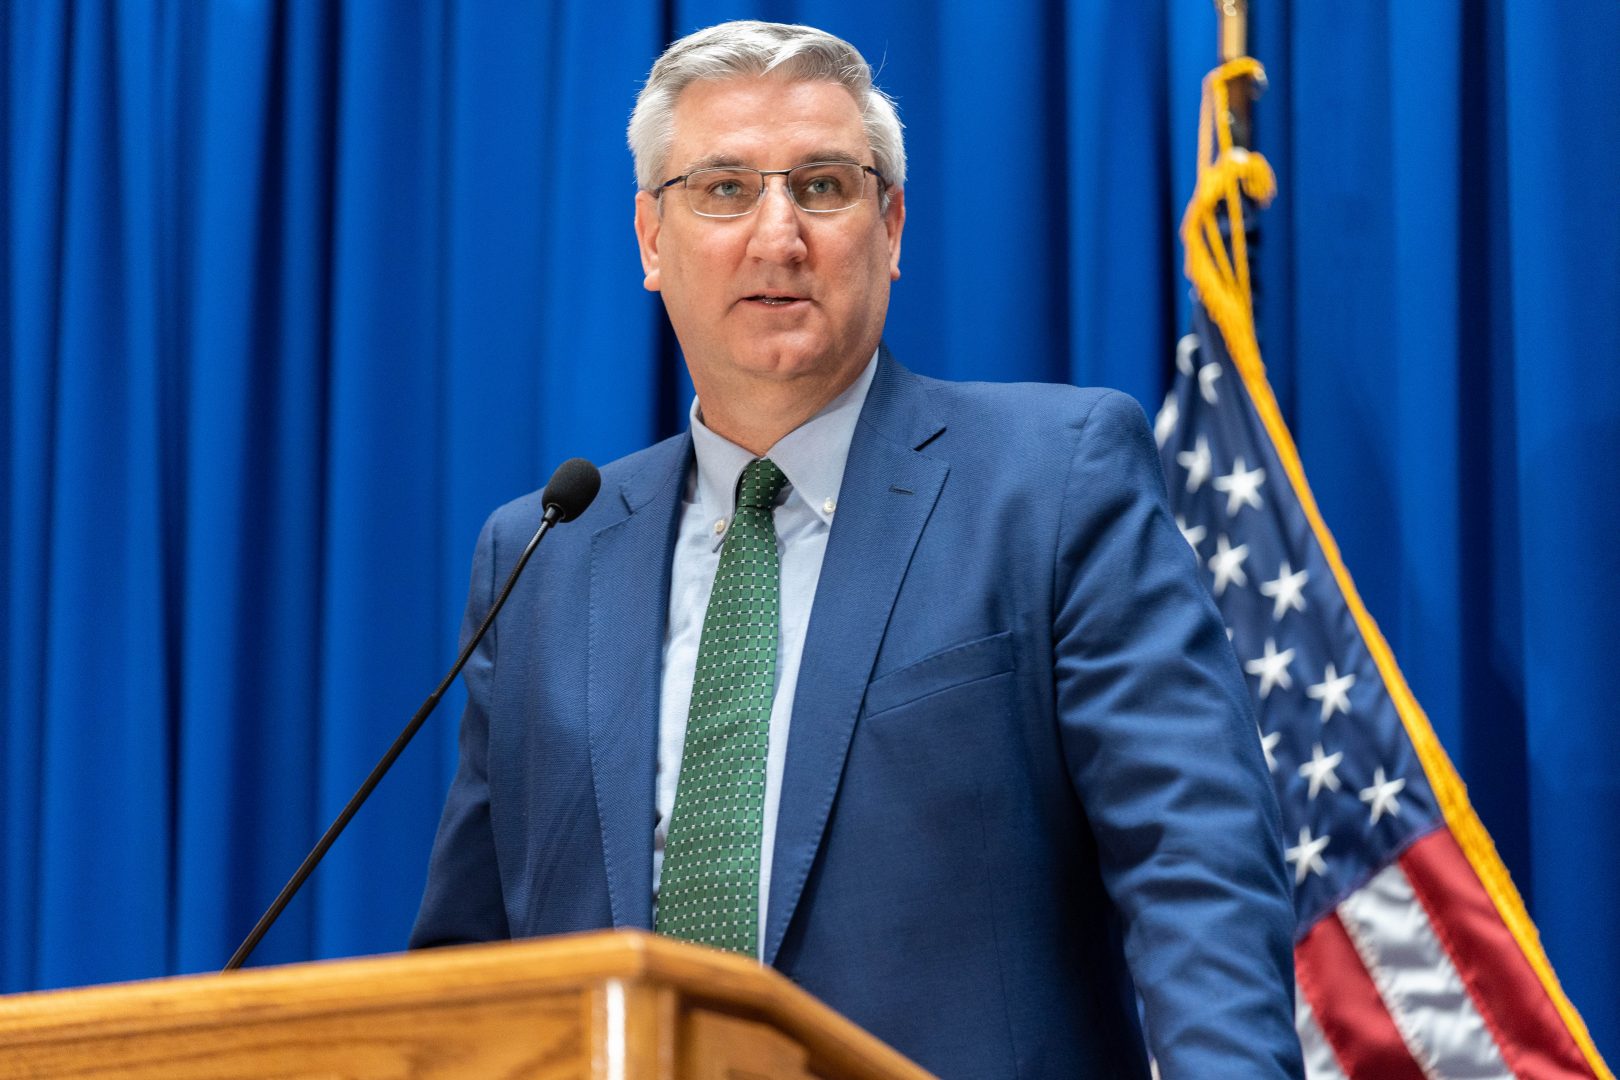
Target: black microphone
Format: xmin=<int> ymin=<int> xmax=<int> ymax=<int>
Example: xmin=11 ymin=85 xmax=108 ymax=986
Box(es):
xmin=224 ymin=457 xmax=601 ymax=972
xmin=539 ymin=456 xmax=601 ymax=523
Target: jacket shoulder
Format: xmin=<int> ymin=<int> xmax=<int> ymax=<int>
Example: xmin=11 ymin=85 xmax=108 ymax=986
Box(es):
xmin=909 ymin=370 xmax=1151 ymax=453
xmin=482 ymin=432 xmax=690 ymax=541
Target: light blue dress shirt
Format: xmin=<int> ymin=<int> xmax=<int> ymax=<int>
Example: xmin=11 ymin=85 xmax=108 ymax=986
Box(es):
xmin=654 ymin=352 xmax=879 ymax=955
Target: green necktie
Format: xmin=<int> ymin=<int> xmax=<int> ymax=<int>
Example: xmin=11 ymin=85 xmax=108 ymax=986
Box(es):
xmin=657 ymin=457 xmax=788 ymax=954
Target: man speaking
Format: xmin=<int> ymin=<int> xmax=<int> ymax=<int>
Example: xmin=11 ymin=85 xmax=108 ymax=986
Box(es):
xmin=412 ymin=20 xmax=1304 ymax=1078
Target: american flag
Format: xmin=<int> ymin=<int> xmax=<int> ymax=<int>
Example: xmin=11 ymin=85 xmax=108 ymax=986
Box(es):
xmin=1154 ymin=298 xmax=1610 ymax=1079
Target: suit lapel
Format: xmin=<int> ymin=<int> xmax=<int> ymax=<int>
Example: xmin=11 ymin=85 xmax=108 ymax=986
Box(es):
xmin=764 ymin=355 xmax=948 ymax=965
xmin=586 ymin=436 xmax=690 ymax=931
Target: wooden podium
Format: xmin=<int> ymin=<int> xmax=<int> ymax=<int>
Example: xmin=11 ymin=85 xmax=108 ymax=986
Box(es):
xmin=0 ymin=930 xmax=935 ymax=1079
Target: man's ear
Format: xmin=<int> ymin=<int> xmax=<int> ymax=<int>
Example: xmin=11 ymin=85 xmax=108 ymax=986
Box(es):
xmin=634 ymin=191 xmax=663 ymax=292
xmin=884 ymin=188 xmax=905 ymax=282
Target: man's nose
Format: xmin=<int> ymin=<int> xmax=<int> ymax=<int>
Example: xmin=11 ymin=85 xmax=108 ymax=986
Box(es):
xmin=746 ymin=176 xmax=808 ymax=261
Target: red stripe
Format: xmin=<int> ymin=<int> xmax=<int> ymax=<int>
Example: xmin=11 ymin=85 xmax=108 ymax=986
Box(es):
xmin=1399 ymin=828 xmax=1597 ymax=1079
xmin=1295 ymin=910 xmax=1427 ymax=1080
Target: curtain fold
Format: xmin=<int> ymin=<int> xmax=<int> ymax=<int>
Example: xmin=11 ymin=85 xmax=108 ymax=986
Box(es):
xmin=1502 ymin=0 xmax=1620 ymax=1016
xmin=3 ymin=0 xmax=1615 ymax=1056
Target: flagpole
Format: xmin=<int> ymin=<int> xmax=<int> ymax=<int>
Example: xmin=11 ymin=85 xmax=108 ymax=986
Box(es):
xmin=1209 ymin=0 xmax=1261 ymax=325
xmin=1214 ymin=0 xmax=1251 ymax=148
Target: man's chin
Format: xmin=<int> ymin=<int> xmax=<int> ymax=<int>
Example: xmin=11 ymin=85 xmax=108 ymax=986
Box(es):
xmin=726 ymin=341 xmax=838 ymax=381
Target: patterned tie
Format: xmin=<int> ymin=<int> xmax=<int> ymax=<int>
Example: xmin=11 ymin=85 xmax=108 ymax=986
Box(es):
xmin=657 ymin=457 xmax=788 ymax=954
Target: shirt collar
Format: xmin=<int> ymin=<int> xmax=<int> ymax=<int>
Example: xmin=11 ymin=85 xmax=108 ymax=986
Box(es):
xmin=688 ymin=349 xmax=879 ymax=534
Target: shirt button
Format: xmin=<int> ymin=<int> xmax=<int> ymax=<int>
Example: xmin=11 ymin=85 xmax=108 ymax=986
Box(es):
xmin=713 ymin=518 xmax=727 ymax=535
xmin=823 ymin=498 xmax=837 ymax=515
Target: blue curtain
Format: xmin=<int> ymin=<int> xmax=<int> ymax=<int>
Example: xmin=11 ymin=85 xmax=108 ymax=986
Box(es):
xmin=3 ymin=0 xmax=1615 ymax=1056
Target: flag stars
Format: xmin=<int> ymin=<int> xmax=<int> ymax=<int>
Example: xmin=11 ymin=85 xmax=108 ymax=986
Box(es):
xmin=1245 ymin=638 xmax=1295 ymax=699
xmin=1155 ymin=394 xmax=1179 ymax=448
xmin=1286 ymin=826 xmax=1331 ymax=886
xmin=1177 ymin=515 xmax=1207 ymax=553
xmin=1259 ymin=726 xmax=1282 ymax=773
xmin=1306 ymin=664 xmax=1357 ymax=722
xmin=1208 ymin=534 xmax=1250 ymax=596
xmin=1178 ymin=435 xmax=1213 ymax=493
xmin=1213 ymin=456 xmax=1266 ymax=516
xmin=1176 ymin=333 xmax=1200 ymax=376
xmin=1260 ymin=561 xmax=1309 ymax=621
xmin=1198 ymin=362 xmax=1223 ymax=405
xmin=1298 ymin=743 xmax=1344 ymax=800
xmin=1359 ymin=768 xmax=1406 ymax=824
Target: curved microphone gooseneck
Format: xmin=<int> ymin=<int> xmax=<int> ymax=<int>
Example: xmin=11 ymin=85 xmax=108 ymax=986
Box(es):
xmin=223 ymin=457 xmax=602 ymax=972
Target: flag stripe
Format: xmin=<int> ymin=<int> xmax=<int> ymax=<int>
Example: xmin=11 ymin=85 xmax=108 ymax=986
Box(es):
xmin=1296 ymin=912 xmax=1428 ymax=1080
xmin=1297 ymin=991 xmax=1353 ymax=1080
xmin=1338 ymin=856 xmax=1513 ymax=1078
xmin=1401 ymin=830 xmax=1598 ymax=1079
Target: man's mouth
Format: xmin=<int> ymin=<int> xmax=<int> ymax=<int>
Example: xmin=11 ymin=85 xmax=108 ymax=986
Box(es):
xmin=743 ymin=294 xmax=806 ymax=306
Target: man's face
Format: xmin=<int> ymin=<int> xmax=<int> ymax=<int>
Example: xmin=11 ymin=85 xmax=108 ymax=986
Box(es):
xmin=634 ymin=76 xmax=904 ymax=405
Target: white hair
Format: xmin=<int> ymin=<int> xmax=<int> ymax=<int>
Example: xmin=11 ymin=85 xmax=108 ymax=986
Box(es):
xmin=627 ymin=20 xmax=907 ymax=201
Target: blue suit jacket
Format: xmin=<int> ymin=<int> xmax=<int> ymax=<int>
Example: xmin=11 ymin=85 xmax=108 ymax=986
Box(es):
xmin=412 ymin=353 xmax=1305 ymax=1078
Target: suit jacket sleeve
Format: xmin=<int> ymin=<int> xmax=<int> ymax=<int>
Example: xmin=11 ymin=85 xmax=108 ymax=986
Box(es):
xmin=1053 ymin=391 xmax=1304 ymax=1077
xmin=410 ymin=513 xmax=511 ymax=947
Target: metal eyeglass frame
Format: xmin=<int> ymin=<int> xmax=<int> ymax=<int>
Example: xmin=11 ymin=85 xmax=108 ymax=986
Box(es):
xmin=657 ymin=161 xmax=888 ymax=218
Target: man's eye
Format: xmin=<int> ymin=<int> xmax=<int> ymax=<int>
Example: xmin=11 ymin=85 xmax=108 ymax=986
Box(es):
xmin=707 ymin=179 xmax=748 ymax=199
xmin=804 ymin=177 xmax=841 ymax=196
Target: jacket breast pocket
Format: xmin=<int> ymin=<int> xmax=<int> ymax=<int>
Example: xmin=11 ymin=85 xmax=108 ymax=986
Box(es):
xmin=861 ymin=629 xmax=1016 ymax=720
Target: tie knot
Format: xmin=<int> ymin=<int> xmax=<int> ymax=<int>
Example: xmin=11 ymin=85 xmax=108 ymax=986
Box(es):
xmin=736 ymin=458 xmax=787 ymax=511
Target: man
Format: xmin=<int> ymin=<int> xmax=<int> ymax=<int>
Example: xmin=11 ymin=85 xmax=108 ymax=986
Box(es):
xmin=413 ymin=20 xmax=1304 ymax=1078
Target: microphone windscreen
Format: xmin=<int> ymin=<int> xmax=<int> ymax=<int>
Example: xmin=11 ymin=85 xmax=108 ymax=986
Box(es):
xmin=542 ymin=457 xmax=601 ymax=522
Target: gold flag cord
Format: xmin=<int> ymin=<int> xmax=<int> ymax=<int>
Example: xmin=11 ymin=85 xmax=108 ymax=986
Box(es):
xmin=1180 ymin=58 xmax=1613 ymax=1080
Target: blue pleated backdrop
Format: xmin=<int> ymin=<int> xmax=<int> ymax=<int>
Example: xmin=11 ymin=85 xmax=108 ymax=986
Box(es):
xmin=2 ymin=0 xmax=1616 ymax=1058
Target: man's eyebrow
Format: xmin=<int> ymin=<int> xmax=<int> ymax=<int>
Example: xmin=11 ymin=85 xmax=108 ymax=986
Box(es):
xmin=679 ymin=149 xmax=870 ymax=173
xmin=683 ymin=153 xmax=750 ymax=172
xmin=795 ymin=149 xmax=867 ymax=167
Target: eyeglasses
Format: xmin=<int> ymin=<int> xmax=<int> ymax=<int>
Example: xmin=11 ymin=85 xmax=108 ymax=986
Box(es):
xmin=658 ymin=161 xmax=887 ymax=218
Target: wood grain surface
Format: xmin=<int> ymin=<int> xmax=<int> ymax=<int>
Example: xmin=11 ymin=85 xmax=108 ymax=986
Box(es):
xmin=0 ymin=931 xmax=934 ymax=1080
